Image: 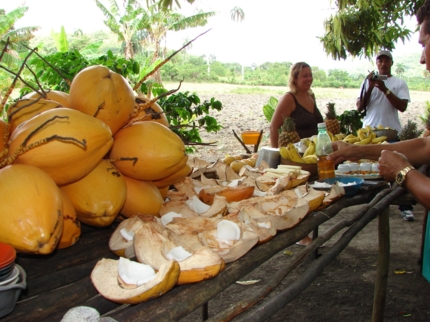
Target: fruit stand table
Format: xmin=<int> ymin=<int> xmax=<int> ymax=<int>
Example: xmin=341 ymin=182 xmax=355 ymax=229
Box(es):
xmin=3 ymin=177 xmax=407 ymax=322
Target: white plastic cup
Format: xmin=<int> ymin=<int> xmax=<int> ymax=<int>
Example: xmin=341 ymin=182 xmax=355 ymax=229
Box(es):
xmin=359 ymin=162 xmax=371 ymax=174
xmin=371 ymin=163 xmax=380 ymax=173
xmin=348 ymin=163 xmax=359 ymax=174
xmin=337 ymin=164 xmax=351 ymax=174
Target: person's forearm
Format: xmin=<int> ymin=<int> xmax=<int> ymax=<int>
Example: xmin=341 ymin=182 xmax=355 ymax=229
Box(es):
xmin=270 ymin=126 xmax=279 ymax=148
xmin=356 ymin=88 xmax=373 ymax=112
xmin=386 ymin=138 xmax=430 ymax=166
xmin=385 ymin=92 xmax=408 ymax=112
xmin=403 ymin=170 xmax=430 ymax=209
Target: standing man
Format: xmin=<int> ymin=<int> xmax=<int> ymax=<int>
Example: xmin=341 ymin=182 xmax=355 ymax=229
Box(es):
xmin=356 ymin=50 xmax=414 ymax=221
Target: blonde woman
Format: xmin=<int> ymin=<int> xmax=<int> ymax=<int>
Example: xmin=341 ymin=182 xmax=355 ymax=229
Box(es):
xmin=269 ymin=62 xmax=323 ymax=148
xmin=270 ymin=62 xmax=323 ymax=246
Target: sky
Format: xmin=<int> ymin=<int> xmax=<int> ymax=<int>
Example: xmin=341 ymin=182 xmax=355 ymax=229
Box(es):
xmin=5 ymin=0 xmax=423 ymax=71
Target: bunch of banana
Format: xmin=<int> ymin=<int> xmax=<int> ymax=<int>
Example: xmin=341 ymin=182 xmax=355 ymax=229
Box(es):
xmin=281 ymin=143 xmax=318 ymax=164
xmin=341 ymin=125 xmax=388 ymax=145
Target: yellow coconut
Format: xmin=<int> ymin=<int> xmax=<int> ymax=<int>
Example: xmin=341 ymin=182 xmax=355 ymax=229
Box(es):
xmin=22 ymin=90 xmax=70 ymax=107
xmin=152 ymin=163 xmax=192 ymax=189
xmin=7 ymin=98 xmax=62 ymax=133
xmin=60 ymin=160 xmax=127 ymax=227
xmin=0 ymin=164 xmax=63 ymax=254
xmin=69 ymin=65 xmax=135 ymax=135
xmin=0 ymin=119 xmax=7 ymax=155
xmin=121 ymin=176 xmax=164 ymax=218
xmin=8 ymin=107 xmax=113 ymax=186
xmin=57 ymin=190 xmax=81 ymax=249
xmin=133 ymin=96 xmax=169 ymax=127
xmin=110 ymin=121 xmax=187 ymax=181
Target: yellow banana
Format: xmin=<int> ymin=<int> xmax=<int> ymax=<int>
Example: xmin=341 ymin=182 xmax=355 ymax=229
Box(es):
xmin=377 ymin=124 xmax=385 ymax=129
xmin=335 ymin=133 xmax=346 ymax=140
xmin=357 ymin=129 xmax=367 ymax=140
xmin=327 ymin=130 xmax=334 ymax=142
xmin=354 ymin=137 xmax=372 ymax=145
xmin=287 ymin=143 xmax=305 ymax=163
xmin=303 ymin=154 xmax=318 ymax=164
xmin=303 ymin=141 xmax=316 ymax=157
xmin=343 ymin=137 xmax=359 ymax=144
xmin=344 ymin=134 xmax=356 ymax=139
xmin=300 ymin=138 xmax=311 ymax=147
xmin=279 ymin=146 xmax=290 ymax=160
xmin=371 ymin=136 xmax=387 ymax=144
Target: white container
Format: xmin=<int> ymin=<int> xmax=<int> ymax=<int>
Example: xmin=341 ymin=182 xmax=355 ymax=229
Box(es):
xmin=371 ymin=163 xmax=380 ymax=173
xmin=359 ymin=162 xmax=371 ymax=174
xmin=348 ymin=163 xmax=359 ymax=174
xmin=337 ymin=164 xmax=351 ymax=174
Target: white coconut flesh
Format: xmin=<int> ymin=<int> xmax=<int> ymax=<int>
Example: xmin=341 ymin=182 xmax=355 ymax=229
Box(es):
xmin=186 ymin=195 xmax=210 ymax=214
xmin=120 ymin=228 xmax=135 ymax=242
xmin=216 ymin=220 xmax=241 ymax=241
xmin=253 ymin=189 xmax=267 ymax=197
xmin=166 ymin=246 xmax=192 ymax=262
xmin=117 ymin=257 xmax=156 ymax=286
xmin=161 ymin=212 xmax=183 ymax=226
xmin=257 ymin=222 xmax=271 ymax=229
xmin=227 ymin=179 xmax=242 ymax=187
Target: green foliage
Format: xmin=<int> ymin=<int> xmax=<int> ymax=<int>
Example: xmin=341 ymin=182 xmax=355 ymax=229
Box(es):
xmin=262 ymin=96 xmax=278 ymax=123
xmin=337 ymin=109 xmax=363 ymax=135
xmin=321 ymin=0 xmax=425 ymax=60
xmin=159 ymin=91 xmax=223 ymax=152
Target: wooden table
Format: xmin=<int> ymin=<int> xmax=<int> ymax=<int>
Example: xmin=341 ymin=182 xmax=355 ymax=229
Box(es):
xmin=3 ymin=180 xmax=398 ymax=322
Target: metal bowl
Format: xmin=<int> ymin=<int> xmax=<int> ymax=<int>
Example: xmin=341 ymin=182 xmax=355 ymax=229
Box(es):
xmin=0 ymin=264 xmax=26 ymax=318
xmin=373 ymin=129 xmax=398 ymax=142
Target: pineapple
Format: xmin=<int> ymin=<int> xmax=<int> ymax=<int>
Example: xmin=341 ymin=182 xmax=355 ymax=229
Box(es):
xmin=399 ymin=120 xmax=423 ymax=141
xmin=278 ymin=117 xmax=300 ymax=147
xmin=419 ymin=100 xmax=430 ymax=137
xmin=324 ymin=102 xmax=341 ymax=135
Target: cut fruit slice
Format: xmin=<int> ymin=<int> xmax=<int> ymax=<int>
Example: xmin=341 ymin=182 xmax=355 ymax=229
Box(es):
xmin=91 ymin=258 xmax=179 ymax=304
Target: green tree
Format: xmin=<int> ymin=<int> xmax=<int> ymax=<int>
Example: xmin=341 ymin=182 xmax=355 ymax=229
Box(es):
xmin=0 ymin=6 xmax=39 ymax=66
xmin=395 ymin=63 xmax=406 ymax=78
xmin=321 ymin=0 xmax=424 ymax=60
xmin=95 ymin=0 xmax=148 ymax=59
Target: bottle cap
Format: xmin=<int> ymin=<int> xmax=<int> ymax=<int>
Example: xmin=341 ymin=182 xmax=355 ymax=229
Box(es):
xmin=317 ymin=123 xmax=326 ymax=128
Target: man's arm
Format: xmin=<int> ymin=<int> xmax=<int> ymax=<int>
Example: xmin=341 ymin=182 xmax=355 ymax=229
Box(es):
xmin=374 ymin=80 xmax=408 ymax=112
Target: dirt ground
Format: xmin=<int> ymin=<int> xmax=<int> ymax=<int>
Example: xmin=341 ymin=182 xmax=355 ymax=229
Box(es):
xmin=174 ymin=83 xmax=430 ymax=321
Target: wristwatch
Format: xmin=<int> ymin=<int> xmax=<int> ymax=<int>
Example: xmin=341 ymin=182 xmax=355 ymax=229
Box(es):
xmin=395 ymin=166 xmax=415 ymax=186
xmin=385 ymin=89 xmax=391 ymax=96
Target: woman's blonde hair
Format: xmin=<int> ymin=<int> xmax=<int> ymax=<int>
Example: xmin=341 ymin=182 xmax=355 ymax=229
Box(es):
xmin=288 ymin=62 xmax=313 ymax=94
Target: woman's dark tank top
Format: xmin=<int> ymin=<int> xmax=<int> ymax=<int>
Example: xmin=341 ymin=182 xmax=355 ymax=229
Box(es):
xmin=289 ymin=92 xmax=324 ymax=139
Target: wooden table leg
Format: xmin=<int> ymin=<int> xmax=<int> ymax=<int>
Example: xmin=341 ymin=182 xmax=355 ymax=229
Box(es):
xmin=371 ymin=207 xmax=390 ymax=322
xmin=201 ymin=302 xmax=209 ymax=321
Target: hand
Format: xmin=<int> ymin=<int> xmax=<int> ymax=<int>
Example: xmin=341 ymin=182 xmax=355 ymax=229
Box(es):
xmin=327 ymin=141 xmax=361 ymax=165
xmin=378 ymin=150 xmax=411 ymax=181
xmin=366 ymin=71 xmax=387 ymax=93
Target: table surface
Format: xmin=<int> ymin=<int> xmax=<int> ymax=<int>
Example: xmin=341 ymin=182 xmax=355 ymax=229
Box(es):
xmin=3 ymin=182 xmax=390 ymax=322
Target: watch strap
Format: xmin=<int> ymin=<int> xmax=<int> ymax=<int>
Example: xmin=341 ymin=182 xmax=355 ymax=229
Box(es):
xmin=397 ymin=166 xmax=415 ymax=186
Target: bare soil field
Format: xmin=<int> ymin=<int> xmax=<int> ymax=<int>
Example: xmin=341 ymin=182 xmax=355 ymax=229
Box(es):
xmin=166 ymin=82 xmax=430 ymax=163
xmin=169 ymin=83 xmax=430 ymax=322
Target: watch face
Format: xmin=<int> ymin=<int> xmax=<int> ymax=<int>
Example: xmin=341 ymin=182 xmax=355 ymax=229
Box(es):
xmin=396 ymin=171 xmax=404 ymax=185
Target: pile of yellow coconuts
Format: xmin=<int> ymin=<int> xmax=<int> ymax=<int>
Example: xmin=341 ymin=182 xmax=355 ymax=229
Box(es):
xmin=0 ymin=65 xmax=190 ymax=255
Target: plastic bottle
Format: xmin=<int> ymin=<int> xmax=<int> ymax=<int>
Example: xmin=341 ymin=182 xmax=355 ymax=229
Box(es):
xmin=316 ymin=123 xmax=335 ymax=179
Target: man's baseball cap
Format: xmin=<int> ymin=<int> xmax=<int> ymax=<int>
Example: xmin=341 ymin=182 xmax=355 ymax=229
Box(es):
xmin=376 ymin=50 xmax=393 ymax=60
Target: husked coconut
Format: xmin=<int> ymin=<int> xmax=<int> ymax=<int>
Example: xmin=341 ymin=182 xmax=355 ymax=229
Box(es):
xmin=134 ymin=217 xmax=225 ymax=284
xmin=91 ymin=258 xmax=179 ymax=304
xmin=109 ymin=216 xmax=145 ymax=258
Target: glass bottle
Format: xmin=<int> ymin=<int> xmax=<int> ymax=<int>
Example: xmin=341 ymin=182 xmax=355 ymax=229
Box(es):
xmin=316 ymin=123 xmax=335 ymax=179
